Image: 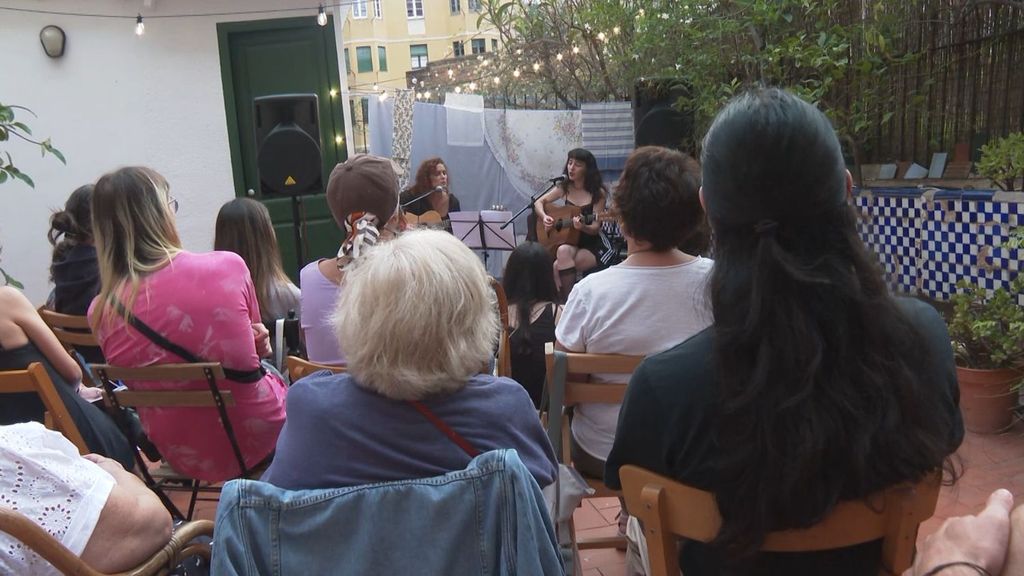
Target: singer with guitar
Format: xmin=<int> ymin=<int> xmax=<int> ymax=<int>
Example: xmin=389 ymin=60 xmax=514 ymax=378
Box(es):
xmin=400 ymin=158 xmax=461 ymax=231
xmin=533 ymin=148 xmax=611 ymax=302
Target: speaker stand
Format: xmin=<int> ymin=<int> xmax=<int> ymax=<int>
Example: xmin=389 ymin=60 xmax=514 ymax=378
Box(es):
xmin=290 ymin=195 xmax=305 ymax=278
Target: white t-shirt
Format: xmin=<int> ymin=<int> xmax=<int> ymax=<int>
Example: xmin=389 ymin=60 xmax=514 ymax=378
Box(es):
xmin=555 ymin=257 xmax=714 ymax=460
xmin=0 ymin=422 xmax=115 ymax=576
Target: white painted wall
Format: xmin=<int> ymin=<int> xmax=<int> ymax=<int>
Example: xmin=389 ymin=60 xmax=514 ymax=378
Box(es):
xmin=0 ymin=0 xmax=345 ymax=304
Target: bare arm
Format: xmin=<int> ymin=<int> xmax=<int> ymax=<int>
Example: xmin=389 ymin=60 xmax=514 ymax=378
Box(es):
xmin=79 ymin=454 xmax=173 ymax=572
xmin=1 ymin=287 xmax=82 ymax=385
xmin=533 ymin=185 xmax=563 ymax=225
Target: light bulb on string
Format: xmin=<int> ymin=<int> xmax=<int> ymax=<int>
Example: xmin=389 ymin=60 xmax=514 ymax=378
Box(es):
xmin=556 ymin=53 xmax=563 ymax=61
xmin=513 ymin=69 xmax=520 ymax=78
xmin=372 ymin=83 xmax=379 ymax=91
xmin=532 ymin=62 xmax=540 ymax=72
xmin=135 ymin=14 xmax=145 ymax=36
xmin=493 ymin=77 xmax=500 ymax=85
xmin=317 ymin=5 xmax=328 ymax=26
xmin=572 ymin=46 xmax=579 ymax=54
xmin=424 ymin=91 xmax=432 ymax=99
xmin=469 ymin=81 xmax=477 ymax=90
xmin=597 ymin=32 xmax=606 ymax=42
xmin=613 ymin=26 xmax=621 ymax=35
xmin=378 ymin=89 xmax=389 ymax=102
xmin=454 ymin=86 xmax=462 ymax=94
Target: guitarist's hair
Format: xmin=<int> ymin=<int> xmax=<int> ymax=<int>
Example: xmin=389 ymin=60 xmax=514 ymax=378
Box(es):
xmin=616 ymin=146 xmax=705 ymax=252
xmin=409 ymin=157 xmax=448 ymax=197
xmin=503 ymin=242 xmax=558 ymax=355
xmin=561 ymin=148 xmax=606 ymax=206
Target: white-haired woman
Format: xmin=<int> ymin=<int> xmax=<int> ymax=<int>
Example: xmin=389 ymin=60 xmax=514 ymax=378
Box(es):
xmin=263 ymin=229 xmax=558 ymax=489
xmin=88 ymin=166 xmax=287 ymax=483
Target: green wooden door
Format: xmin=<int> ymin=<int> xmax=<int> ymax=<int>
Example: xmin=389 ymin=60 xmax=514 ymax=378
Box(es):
xmin=217 ymin=16 xmax=347 ymax=282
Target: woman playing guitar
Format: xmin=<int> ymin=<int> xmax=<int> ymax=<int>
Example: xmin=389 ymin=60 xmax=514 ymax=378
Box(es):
xmin=399 ymin=157 xmax=461 ymax=232
xmin=533 ymin=148 xmax=610 ymax=302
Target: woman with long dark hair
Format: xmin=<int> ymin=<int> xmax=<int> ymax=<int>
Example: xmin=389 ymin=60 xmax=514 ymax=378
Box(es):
xmin=502 ymin=241 xmax=560 ymax=408
xmin=214 ymin=198 xmax=300 ymax=325
xmin=48 ymin=184 xmax=99 ymax=317
xmin=533 ymin=148 xmax=611 ymax=301
xmin=605 ymin=89 xmax=963 ymax=574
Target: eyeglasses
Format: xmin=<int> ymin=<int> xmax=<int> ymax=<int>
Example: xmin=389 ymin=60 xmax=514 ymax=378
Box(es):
xmin=167 ymin=196 xmax=179 ymax=214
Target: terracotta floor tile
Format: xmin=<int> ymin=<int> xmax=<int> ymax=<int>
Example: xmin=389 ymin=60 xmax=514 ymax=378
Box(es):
xmin=574 ymin=500 xmax=615 ymax=531
xmin=582 ymin=569 xmax=603 ymax=576
xmin=598 ymin=566 xmax=627 ymax=576
xmin=591 ymin=497 xmax=622 ymax=510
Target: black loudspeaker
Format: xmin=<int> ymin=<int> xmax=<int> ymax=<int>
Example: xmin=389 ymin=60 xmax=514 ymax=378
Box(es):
xmin=253 ymin=94 xmax=323 ymax=196
xmin=633 ymin=80 xmax=694 ymax=153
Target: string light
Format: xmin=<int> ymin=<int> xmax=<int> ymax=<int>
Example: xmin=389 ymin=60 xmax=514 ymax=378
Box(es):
xmin=597 ymin=31 xmax=606 ymax=42
xmin=468 ymin=81 xmax=477 ymax=90
xmin=572 ymin=46 xmax=579 ymax=54
xmin=613 ymin=26 xmax=621 ymax=35
xmin=454 ymin=86 xmax=462 ymax=93
xmin=378 ymin=89 xmax=388 ymax=102
xmin=493 ymin=77 xmax=500 ymax=84
xmin=372 ymin=83 xmax=378 ymax=91
xmin=532 ymin=62 xmax=540 ymax=72
xmin=329 ymin=88 xmax=337 ymax=97
xmin=515 ymin=48 xmax=523 ymax=55
xmin=135 ymin=13 xmax=144 ymax=35
xmin=424 ymin=91 xmax=431 ymax=99
xmin=513 ymin=69 xmax=520 ymax=78
xmin=317 ymin=5 xmax=328 ymax=26
xmin=556 ymin=53 xmax=563 ymax=61
xmin=335 ymin=135 xmax=343 ymax=144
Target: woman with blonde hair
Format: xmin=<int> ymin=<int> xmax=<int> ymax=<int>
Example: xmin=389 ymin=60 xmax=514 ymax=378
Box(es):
xmin=88 ymin=166 xmax=287 ymax=482
xmin=263 ymin=229 xmax=557 ymax=490
xmin=214 ymin=197 xmax=300 ymax=325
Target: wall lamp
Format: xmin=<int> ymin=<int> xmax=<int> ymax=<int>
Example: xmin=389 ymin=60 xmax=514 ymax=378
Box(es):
xmin=39 ymin=25 xmax=67 ymax=58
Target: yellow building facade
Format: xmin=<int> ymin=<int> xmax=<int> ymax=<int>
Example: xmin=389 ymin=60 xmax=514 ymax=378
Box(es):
xmin=340 ymin=0 xmax=501 ymax=92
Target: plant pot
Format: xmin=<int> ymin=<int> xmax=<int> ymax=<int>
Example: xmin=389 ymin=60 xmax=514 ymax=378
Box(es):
xmin=957 ymin=366 xmax=1023 ymax=434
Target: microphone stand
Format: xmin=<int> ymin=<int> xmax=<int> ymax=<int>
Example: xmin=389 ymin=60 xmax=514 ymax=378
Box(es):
xmin=502 ymin=179 xmax=561 ymax=229
xmin=401 ymin=187 xmax=442 ymax=208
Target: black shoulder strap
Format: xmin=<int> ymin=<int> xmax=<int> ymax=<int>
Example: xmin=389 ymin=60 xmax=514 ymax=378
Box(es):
xmin=110 ymin=298 xmax=265 ymax=384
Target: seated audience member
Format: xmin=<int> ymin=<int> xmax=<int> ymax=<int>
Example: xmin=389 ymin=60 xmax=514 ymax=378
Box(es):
xmin=214 ymin=198 xmax=301 ymax=326
xmin=0 ymin=422 xmax=172 ymax=575
xmin=907 ymin=488 xmax=1019 ymax=576
xmin=47 ymin=184 xmax=104 ymax=364
xmin=263 ymin=230 xmax=558 ymax=490
xmin=300 ymin=154 xmax=404 ymax=365
xmin=88 ymin=166 xmax=287 ymax=482
xmin=556 ymin=145 xmax=712 ymax=480
xmin=503 ymin=241 xmax=561 ymax=408
xmin=605 ymin=89 xmax=963 ymax=575
xmin=0 ymin=286 xmax=133 ymax=468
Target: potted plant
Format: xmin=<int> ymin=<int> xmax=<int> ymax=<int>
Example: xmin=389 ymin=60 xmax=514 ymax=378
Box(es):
xmin=948 ymin=276 xmax=1024 ymax=433
xmin=976 ymin=132 xmax=1024 ymax=191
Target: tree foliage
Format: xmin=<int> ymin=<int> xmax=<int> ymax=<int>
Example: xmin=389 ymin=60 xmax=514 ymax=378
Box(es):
xmin=477 ymin=0 xmax=927 ymax=157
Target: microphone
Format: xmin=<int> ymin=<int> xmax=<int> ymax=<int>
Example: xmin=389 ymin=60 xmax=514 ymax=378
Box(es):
xmin=549 ymin=175 xmax=566 ymax=183
xmin=400 ymin=186 xmax=445 ymax=208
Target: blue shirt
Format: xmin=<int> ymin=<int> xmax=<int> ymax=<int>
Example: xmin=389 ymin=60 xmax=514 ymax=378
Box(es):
xmin=263 ymin=372 xmax=558 ymax=489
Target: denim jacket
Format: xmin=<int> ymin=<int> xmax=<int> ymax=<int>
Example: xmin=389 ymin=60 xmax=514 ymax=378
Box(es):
xmin=212 ymin=449 xmax=565 ymax=575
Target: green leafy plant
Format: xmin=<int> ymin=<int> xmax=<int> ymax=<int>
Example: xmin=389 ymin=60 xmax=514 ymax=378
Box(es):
xmin=948 ymin=276 xmax=1024 ymax=370
xmin=977 ymin=132 xmax=1024 ymax=192
xmin=0 ymin=102 xmax=66 ymax=188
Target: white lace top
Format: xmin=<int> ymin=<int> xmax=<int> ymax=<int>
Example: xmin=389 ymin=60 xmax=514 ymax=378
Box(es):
xmin=0 ymin=422 xmax=115 ymax=576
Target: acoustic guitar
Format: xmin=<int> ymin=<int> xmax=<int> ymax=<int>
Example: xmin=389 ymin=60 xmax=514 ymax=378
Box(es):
xmin=535 ymin=204 xmax=616 ymax=251
xmin=403 ymin=210 xmax=447 ymax=231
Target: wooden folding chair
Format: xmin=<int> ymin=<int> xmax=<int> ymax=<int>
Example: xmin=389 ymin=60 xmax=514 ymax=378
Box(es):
xmin=38 ymin=308 xmax=102 ymax=388
xmin=619 ymin=465 xmax=942 ymax=576
xmin=489 ymin=277 xmax=512 ymax=378
xmin=92 ymin=363 xmax=257 ymax=521
xmin=285 ymin=356 xmax=347 ymax=382
xmin=544 ymin=343 xmax=644 ymax=551
xmin=0 ymin=507 xmax=213 ymax=576
xmin=0 ymin=363 xmax=89 ymax=455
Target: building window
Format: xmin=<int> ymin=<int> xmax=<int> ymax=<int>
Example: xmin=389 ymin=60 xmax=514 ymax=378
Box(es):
xmin=491 ymin=39 xmax=498 ymax=52
xmin=410 ymin=44 xmax=428 ymax=69
xmin=471 ymin=38 xmax=486 ymax=54
xmin=406 ymin=0 xmax=423 ymax=18
xmin=356 ymin=46 xmax=373 ymax=73
xmin=450 ymin=0 xmax=460 ymax=13
xmin=352 ymin=0 xmax=368 ymax=18
xmin=343 ymin=48 xmax=351 ymax=74
xmin=468 ymin=0 xmax=482 ymax=11
xmin=374 ymin=0 xmax=382 ymax=18
xmin=378 ymin=46 xmax=388 ymax=72
xmin=453 ymin=41 xmax=465 ymax=57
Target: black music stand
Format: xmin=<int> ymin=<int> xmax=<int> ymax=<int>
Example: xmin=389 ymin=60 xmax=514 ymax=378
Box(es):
xmin=450 ymin=210 xmax=516 ymax=268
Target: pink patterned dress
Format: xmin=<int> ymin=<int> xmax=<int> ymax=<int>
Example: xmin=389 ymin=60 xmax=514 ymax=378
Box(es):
xmin=89 ymin=251 xmax=288 ymax=482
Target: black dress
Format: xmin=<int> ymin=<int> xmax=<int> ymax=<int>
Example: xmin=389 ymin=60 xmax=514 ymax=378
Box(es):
xmin=51 ymin=243 xmax=105 ymax=364
xmin=564 ymin=197 xmax=613 ymax=271
xmin=509 ymin=303 xmax=557 ymax=408
xmin=0 ymin=341 xmax=133 ymax=468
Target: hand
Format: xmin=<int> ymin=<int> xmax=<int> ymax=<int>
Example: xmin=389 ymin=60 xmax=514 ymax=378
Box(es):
xmin=77 ymin=384 xmax=105 ymax=403
xmin=543 ymin=215 xmax=554 ymax=230
xmin=252 ymin=322 xmax=272 ymax=358
xmin=83 ymin=453 xmax=127 ymax=476
xmin=906 ymin=489 xmax=1013 ymax=576
xmin=572 ymin=215 xmax=583 ymax=230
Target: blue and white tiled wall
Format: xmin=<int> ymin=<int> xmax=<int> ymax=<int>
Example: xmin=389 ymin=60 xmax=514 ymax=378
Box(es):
xmin=853 ymin=188 xmax=1023 ymax=305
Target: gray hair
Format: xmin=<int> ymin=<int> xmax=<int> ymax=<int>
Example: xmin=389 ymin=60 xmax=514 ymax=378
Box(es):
xmin=334 ymin=229 xmax=499 ymax=400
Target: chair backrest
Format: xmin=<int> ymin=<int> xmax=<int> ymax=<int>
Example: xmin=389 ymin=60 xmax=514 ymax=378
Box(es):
xmin=619 ymin=465 xmax=942 ymax=576
xmin=285 ymin=356 xmax=347 ymax=382
xmin=0 ymin=506 xmax=213 ymax=576
xmin=543 ymin=343 xmax=644 ymax=463
xmin=489 ymin=277 xmax=512 ymax=378
xmin=37 ymin=308 xmax=99 ymax=348
xmin=0 ymin=363 xmax=89 ymax=455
